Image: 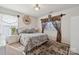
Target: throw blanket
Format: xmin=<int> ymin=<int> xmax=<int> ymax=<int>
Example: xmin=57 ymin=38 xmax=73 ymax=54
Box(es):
xmin=24 ymin=34 xmax=49 ymax=54
xmin=24 ymin=40 xmax=70 ymax=55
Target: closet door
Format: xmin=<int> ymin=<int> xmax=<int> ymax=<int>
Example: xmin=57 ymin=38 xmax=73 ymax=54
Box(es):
xmin=70 ymin=16 xmax=79 ymax=53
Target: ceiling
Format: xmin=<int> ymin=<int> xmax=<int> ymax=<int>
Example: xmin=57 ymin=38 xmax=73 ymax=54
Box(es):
xmin=0 ymin=4 xmax=79 ymax=18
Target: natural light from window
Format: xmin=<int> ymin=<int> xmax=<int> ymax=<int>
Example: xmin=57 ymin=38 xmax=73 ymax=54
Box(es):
xmin=0 ymin=14 xmax=18 ymax=37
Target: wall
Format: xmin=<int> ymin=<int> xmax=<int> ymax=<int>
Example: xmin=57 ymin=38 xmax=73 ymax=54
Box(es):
xmin=70 ymin=16 xmax=79 ymax=53
xmin=0 ymin=15 xmax=2 ymax=36
xmin=18 ymin=15 xmax=40 ymax=33
xmin=39 ymin=7 xmax=79 ymax=44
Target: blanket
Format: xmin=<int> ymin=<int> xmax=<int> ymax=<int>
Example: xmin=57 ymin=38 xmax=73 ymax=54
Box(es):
xmin=24 ymin=34 xmax=49 ymax=54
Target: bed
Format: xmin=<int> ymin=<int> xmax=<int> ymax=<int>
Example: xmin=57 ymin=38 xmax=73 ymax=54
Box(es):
xmin=6 ymin=33 xmax=49 ymax=55
xmin=6 ymin=28 xmax=70 ymax=55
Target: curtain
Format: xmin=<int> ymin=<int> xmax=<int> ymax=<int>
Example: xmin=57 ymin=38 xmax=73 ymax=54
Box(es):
xmin=42 ymin=23 xmax=47 ymax=33
xmin=41 ymin=14 xmax=66 ymax=43
xmin=52 ymin=21 xmax=61 ymax=43
xmin=41 ymin=15 xmax=62 ymax=43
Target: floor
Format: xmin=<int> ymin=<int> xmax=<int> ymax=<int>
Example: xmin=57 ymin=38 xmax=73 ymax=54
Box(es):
xmin=69 ymin=51 xmax=79 ymax=55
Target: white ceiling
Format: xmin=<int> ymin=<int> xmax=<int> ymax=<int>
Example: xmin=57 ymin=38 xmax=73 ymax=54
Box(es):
xmin=0 ymin=4 xmax=79 ymax=18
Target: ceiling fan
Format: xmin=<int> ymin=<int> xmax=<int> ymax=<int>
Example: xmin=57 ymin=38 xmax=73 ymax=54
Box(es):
xmin=34 ymin=4 xmax=40 ymax=11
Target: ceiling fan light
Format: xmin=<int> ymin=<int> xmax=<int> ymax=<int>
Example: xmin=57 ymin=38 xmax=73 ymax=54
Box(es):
xmin=34 ymin=4 xmax=40 ymax=11
xmin=35 ymin=7 xmax=40 ymax=11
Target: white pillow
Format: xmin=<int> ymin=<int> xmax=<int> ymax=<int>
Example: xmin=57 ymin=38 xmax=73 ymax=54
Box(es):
xmin=6 ymin=35 xmax=20 ymax=44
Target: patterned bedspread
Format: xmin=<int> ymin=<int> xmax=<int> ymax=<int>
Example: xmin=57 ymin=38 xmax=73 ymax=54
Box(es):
xmin=24 ymin=34 xmax=49 ymax=54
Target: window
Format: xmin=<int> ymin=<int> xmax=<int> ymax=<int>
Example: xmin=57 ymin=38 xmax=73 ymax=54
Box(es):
xmin=0 ymin=14 xmax=18 ymax=37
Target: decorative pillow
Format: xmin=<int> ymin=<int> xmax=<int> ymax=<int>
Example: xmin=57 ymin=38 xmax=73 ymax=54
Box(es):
xmin=20 ymin=28 xmax=38 ymax=33
xmin=20 ymin=29 xmax=29 ymax=33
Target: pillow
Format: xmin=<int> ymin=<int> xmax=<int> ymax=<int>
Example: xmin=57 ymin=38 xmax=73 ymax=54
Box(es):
xmin=20 ymin=28 xmax=38 ymax=33
xmin=6 ymin=35 xmax=20 ymax=44
xmin=29 ymin=28 xmax=38 ymax=33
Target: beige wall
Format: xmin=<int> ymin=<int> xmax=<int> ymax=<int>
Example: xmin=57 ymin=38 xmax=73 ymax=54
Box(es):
xmin=38 ymin=7 xmax=79 ymax=44
xmin=70 ymin=16 xmax=79 ymax=53
xmin=18 ymin=15 xmax=41 ymax=33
